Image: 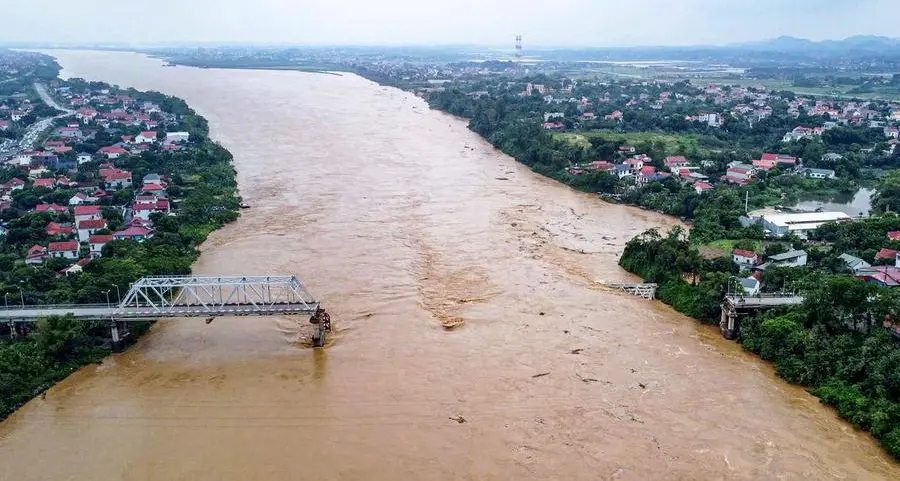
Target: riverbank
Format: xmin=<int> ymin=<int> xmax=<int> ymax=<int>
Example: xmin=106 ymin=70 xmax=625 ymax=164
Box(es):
xmin=0 ymin=54 xmax=241 ymax=420
xmin=618 ymin=225 xmax=900 ymax=460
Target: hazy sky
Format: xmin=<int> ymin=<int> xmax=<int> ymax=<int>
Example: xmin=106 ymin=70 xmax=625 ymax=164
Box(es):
xmin=2 ymin=0 xmax=896 ymax=47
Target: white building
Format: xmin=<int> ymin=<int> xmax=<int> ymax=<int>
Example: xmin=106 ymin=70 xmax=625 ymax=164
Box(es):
xmin=767 ymin=250 xmax=808 ymax=268
xmin=699 ymin=113 xmax=723 ymax=127
xmin=803 ymin=168 xmax=836 ymax=180
xmin=760 ymin=211 xmax=852 ymax=238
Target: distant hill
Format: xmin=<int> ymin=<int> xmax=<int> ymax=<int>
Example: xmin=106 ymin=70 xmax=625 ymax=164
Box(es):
xmin=735 ymin=35 xmax=900 ymax=54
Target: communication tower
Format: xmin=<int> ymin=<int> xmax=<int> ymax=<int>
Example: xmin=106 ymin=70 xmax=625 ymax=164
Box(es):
xmin=515 ymin=35 xmax=523 ymax=64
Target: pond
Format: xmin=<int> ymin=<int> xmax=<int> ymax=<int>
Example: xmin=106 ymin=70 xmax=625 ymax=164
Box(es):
xmin=791 ymin=188 xmax=874 ymax=217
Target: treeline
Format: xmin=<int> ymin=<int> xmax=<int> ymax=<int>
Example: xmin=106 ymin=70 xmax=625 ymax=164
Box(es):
xmin=620 ymin=227 xmax=900 ymax=459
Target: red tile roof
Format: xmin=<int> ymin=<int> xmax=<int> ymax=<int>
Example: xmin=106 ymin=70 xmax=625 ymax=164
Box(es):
xmin=733 ymin=249 xmax=757 ymax=258
xmin=99 ymin=146 xmax=127 ymax=154
xmin=875 ymin=248 xmax=899 ymax=261
xmin=48 ymin=241 xmax=79 ymax=252
xmin=115 ymin=226 xmax=153 ymax=237
xmin=33 ymin=178 xmax=55 ymax=188
xmin=35 ymin=203 xmax=66 ymax=213
xmin=888 ymin=231 xmax=900 ymax=241
xmin=78 ymin=219 xmax=106 ymax=229
xmin=89 ymin=234 xmax=114 ymax=244
xmin=46 ymin=222 xmax=73 ymax=236
xmin=73 ymin=205 xmax=102 ymax=216
xmin=102 ymin=170 xmax=132 ymax=181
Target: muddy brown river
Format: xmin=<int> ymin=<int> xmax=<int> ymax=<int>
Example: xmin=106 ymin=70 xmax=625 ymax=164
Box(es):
xmin=0 ymin=50 xmax=897 ymax=480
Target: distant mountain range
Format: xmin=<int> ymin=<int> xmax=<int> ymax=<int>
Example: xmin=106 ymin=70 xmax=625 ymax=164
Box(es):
xmin=735 ymin=35 xmax=900 ymax=54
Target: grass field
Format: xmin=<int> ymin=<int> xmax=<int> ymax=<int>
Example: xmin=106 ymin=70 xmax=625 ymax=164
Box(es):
xmin=554 ymin=131 xmax=711 ymax=153
xmin=705 ymin=239 xmax=761 ymax=253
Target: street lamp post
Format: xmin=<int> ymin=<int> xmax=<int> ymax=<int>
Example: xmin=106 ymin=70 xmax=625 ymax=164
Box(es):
xmin=113 ymin=284 xmax=121 ymax=305
xmin=4 ymin=293 xmax=9 ymax=310
xmin=18 ymin=287 xmax=24 ymax=308
xmin=103 ymin=290 xmax=111 ymax=310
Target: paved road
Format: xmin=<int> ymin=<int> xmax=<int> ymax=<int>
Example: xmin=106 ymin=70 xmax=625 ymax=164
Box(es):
xmin=34 ymin=82 xmax=74 ymax=114
xmin=12 ymin=83 xmax=75 ymax=152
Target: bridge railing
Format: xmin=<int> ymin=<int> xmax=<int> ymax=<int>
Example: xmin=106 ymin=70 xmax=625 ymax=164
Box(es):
xmin=0 ymin=274 xmax=321 ymax=322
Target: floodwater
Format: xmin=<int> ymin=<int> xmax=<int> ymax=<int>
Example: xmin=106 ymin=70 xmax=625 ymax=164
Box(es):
xmin=793 ymin=188 xmax=874 ymax=217
xmin=0 ymin=50 xmax=897 ymax=480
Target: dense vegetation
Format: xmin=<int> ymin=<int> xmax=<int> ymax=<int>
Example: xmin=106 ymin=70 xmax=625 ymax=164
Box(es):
xmin=620 ymin=226 xmax=900 ymax=459
xmin=0 ymin=57 xmax=240 ymax=420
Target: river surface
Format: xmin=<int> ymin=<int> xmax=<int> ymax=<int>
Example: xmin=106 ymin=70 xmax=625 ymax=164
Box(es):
xmin=792 ymin=188 xmax=874 ymax=217
xmin=0 ymin=50 xmax=897 ymax=480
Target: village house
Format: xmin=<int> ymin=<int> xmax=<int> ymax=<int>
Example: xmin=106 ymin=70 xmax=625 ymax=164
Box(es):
xmin=613 ymin=164 xmax=632 ymax=179
xmin=89 ymin=234 xmax=114 ymax=258
xmin=760 ymin=153 xmax=798 ymax=168
xmin=732 ymin=248 xmax=760 ymax=267
xmin=135 ymin=131 xmax=157 ymax=144
xmin=133 ymin=199 xmax=170 ymax=221
xmin=77 ymin=219 xmax=106 ymax=242
xmin=60 ymin=258 xmax=91 ymax=276
xmin=856 ymin=266 xmax=900 ymax=287
xmin=3 ymin=177 xmax=25 ymax=192
xmin=48 ymin=241 xmax=79 ymax=260
xmin=99 ymin=145 xmax=126 ymax=159
xmin=75 ymin=108 xmax=97 ymax=122
xmin=102 ymin=169 xmax=132 ymax=190
xmin=725 ymin=164 xmax=754 ymax=185
xmin=587 ymin=160 xmax=615 ymax=173
xmin=35 ymin=203 xmax=67 ymax=215
xmin=0 ymin=120 xmax=9 ymax=130
xmin=69 ymin=192 xmax=92 ymax=205
xmin=76 ymin=152 xmax=93 ymax=164
xmin=114 ymin=224 xmax=154 ymax=242
xmin=25 ymin=245 xmax=47 ymax=265
xmin=752 ymin=159 xmax=777 ymax=171
xmin=839 ymin=253 xmax=871 ymax=273
xmin=32 ymin=178 xmax=55 ymax=189
xmin=73 ymin=205 xmax=102 ymax=223
xmin=802 ymin=167 xmax=836 ymax=180
xmin=694 ymin=182 xmax=713 ymax=194
xmin=605 ymin=110 xmax=624 ymax=121
xmin=141 ymin=183 xmax=167 ymax=197
xmin=698 ymin=113 xmax=723 ymax=127
xmin=766 ymin=250 xmax=808 ymax=268
xmin=58 ymin=126 xmax=83 ymax=140
xmin=664 ymin=156 xmax=689 ymax=170
xmin=45 ymin=222 xmax=73 ymax=237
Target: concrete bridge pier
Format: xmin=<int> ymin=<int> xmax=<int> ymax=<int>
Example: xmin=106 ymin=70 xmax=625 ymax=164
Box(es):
xmin=109 ymin=321 xmax=131 ymax=351
xmin=720 ymin=303 xmax=740 ymax=340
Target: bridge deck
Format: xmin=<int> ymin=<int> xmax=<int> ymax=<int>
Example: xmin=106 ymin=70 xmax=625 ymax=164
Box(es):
xmin=0 ymin=303 xmax=319 ymax=323
xmin=724 ymin=295 xmax=804 ymax=309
